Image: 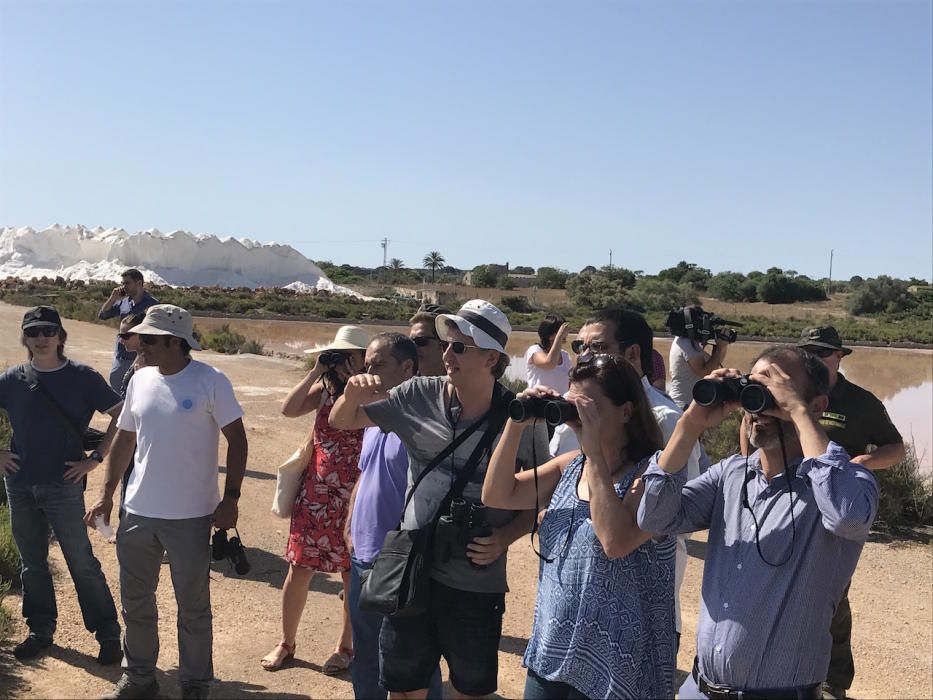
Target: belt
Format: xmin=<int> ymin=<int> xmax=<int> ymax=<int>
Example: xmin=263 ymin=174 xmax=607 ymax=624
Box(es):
xmin=692 ymin=659 xmax=822 ymax=700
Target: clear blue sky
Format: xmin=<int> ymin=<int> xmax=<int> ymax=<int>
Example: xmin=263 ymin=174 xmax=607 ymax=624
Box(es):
xmin=1 ymin=0 xmax=931 ymax=281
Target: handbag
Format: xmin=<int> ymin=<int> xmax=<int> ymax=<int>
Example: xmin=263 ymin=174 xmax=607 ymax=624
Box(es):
xmin=272 ymin=440 xmax=312 ymax=518
xmin=23 ymin=365 xmax=107 ymax=452
xmin=359 ymin=384 xmax=512 ymax=618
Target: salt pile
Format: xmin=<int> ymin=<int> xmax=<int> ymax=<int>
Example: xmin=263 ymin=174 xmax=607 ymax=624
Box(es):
xmin=0 ymin=225 xmax=366 ymax=297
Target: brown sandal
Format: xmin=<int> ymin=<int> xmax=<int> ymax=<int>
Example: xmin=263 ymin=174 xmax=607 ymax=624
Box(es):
xmin=261 ymin=641 xmax=296 ymax=671
xmin=322 ymin=647 xmax=352 ymax=675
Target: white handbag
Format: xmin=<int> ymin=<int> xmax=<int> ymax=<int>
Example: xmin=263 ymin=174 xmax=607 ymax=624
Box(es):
xmin=271 ymin=441 xmax=310 ymax=518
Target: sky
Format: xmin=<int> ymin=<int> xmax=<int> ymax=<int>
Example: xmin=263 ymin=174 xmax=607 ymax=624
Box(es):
xmin=1 ymin=0 xmax=931 ymax=281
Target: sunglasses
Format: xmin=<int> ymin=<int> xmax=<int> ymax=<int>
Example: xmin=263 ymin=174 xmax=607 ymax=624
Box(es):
xmin=118 ymin=332 xmax=135 ymax=340
xmin=805 ymin=347 xmax=836 ymax=359
xmin=138 ymin=334 xmax=162 ymax=346
xmin=571 ymin=339 xmax=613 ymax=355
xmin=576 ymin=352 xmax=621 ymax=369
xmin=23 ymin=326 xmax=60 ymax=338
xmin=411 ymin=336 xmax=438 ymax=348
xmin=439 ymin=340 xmax=480 ymax=354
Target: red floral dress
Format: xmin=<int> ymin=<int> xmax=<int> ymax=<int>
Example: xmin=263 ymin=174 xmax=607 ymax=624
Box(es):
xmin=285 ymin=394 xmax=364 ymax=572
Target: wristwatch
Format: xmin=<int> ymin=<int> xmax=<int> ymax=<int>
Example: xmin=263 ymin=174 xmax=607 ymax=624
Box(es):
xmin=224 ymin=487 xmax=241 ymax=500
xmin=89 ymin=450 xmax=104 ymax=463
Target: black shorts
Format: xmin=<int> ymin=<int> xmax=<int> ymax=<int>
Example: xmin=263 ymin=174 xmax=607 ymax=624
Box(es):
xmin=379 ymin=579 xmax=506 ymax=696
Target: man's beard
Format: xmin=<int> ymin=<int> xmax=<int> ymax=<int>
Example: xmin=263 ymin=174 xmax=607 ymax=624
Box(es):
xmin=748 ymin=415 xmax=790 ymax=451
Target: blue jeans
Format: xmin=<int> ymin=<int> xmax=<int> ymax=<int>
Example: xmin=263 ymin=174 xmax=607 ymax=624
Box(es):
xmin=524 ymin=668 xmax=590 ymax=700
xmin=5 ymin=479 xmax=120 ymax=643
xmin=349 ymin=556 xmax=442 ymax=700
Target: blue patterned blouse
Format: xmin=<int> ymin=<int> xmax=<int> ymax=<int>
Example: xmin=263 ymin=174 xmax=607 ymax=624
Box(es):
xmin=523 ymin=454 xmax=676 ymax=699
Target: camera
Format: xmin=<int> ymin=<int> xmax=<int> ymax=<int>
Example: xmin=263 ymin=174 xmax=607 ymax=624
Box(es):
xmin=692 ymin=375 xmax=775 ymax=414
xmin=666 ymin=306 xmax=741 ymax=345
xmin=508 ymin=397 xmax=579 ymax=426
xmin=211 ymin=528 xmax=251 ymax=575
xmin=434 ymin=499 xmax=493 ymax=569
xmin=318 ymin=351 xmax=348 ymax=367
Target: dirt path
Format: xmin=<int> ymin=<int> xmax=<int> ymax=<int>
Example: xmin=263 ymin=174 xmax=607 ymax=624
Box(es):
xmin=0 ymin=302 xmax=930 ymax=699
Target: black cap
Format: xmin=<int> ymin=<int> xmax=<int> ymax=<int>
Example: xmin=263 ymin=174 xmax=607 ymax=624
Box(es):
xmin=798 ymin=326 xmax=852 ymax=356
xmin=22 ymin=306 xmax=62 ymax=330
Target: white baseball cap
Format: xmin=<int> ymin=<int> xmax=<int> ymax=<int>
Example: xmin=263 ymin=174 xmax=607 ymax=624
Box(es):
xmin=436 ymin=299 xmax=511 ymax=354
xmin=128 ymin=304 xmax=202 ymax=350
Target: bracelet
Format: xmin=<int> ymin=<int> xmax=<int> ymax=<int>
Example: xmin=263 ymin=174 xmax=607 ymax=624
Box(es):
xmin=224 ymin=487 xmax=241 ymax=500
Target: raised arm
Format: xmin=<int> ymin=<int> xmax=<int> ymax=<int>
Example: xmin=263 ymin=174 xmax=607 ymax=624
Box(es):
xmin=329 ymin=374 xmax=385 ymax=430
xmin=529 ymin=324 xmax=569 ymax=371
xmin=281 ymin=363 xmax=327 ymax=418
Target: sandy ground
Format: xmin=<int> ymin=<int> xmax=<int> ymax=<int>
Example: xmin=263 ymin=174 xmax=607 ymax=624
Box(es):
xmin=0 ymin=302 xmax=930 ymax=699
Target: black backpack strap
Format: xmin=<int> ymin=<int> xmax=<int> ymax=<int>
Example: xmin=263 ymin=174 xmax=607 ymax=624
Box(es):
xmin=22 ymin=364 xmax=85 ymax=448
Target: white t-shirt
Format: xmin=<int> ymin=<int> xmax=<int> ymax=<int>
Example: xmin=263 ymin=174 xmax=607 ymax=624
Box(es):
xmin=117 ymin=360 xmax=244 ymax=519
xmin=524 ymin=344 xmax=572 ymax=395
xmin=668 ymin=336 xmax=706 ymax=409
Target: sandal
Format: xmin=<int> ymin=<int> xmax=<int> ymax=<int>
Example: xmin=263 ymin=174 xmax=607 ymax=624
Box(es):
xmin=260 ymin=641 xmax=296 ymax=671
xmin=322 ymin=647 xmax=352 ymax=675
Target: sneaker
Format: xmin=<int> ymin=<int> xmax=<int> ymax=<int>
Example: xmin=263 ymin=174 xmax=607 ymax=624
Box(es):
xmin=13 ymin=634 xmax=53 ymax=660
xmin=102 ymin=674 xmax=159 ymax=700
xmin=97 ymin=639 xmax=124 ymax=665
xmin=181 ymin=684 xmax=210 ymax=699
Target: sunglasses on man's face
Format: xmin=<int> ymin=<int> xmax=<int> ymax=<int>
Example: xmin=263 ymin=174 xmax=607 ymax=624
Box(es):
xmin=439 ymin=340 xmax=479 ymax=355
xmin=411 ymin=336 xmax=438 ymax=348
xmin=805 ymin=346 xmax=836 ymax=359
xmin=118 ymin=332 xmax=135 ymax=341
xmin=24 ymin=326 xmax=60 ymax=338
xmin=138 ymin=334 xmax=162 ymax=346
xmin=571 ymin=339 xmax=612 ymax=355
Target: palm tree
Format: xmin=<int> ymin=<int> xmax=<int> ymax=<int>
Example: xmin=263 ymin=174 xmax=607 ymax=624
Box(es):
xmin=389 ymin=258 xmax=406 ymax=283
xmin=422 ymin=251 xmax=446 ymax=283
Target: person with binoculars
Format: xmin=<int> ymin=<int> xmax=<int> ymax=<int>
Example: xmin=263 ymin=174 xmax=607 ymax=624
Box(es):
xmin=86 ymin=304 xmax=248 ymax=700
xmin=261 ymin=325 xmax=369 ymax=675
xmin=637 ymin=345 xmax=879 ymax=700
xmin=482 ymin=352 xmax=676 ymax=699
xmin=330 ymin=300 xmax=548 ymax=700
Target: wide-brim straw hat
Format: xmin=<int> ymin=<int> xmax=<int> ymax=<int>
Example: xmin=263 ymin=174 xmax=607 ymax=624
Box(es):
xmin=303 ymin=325 xmax=370 ymax=355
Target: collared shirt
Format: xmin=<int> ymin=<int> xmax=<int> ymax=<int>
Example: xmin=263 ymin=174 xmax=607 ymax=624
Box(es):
xmin=637 ymin=442 xmax=879 ymax=690
xmin=99 ymin=291 xmax=159 ymax=361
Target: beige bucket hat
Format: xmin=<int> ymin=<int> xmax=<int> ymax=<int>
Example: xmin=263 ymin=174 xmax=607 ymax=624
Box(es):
xmin=128 ymin=304 xmax=202 ymax=350
xmin=303 ymin=325 xmax=370 ymax=355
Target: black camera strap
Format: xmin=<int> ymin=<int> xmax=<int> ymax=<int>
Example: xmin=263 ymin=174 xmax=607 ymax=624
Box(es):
xmin=22 ymin=364 xmax=87 ymax=452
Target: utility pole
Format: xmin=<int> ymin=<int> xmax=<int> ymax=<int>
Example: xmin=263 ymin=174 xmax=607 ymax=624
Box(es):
xmin=381 ymin=238 xmax=389 ymax=267
xmin=827 ymin=248 xmax=834 ymax=296
xmin=609 ymin=249 xmax=613 ymax=270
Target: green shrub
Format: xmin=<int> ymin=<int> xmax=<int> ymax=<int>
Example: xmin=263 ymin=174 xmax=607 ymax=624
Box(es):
xmin=499 ymin=376 xmax=528 ymax=395
xmin=701 ymin=410 xmax=743 ymax=463
xmin=199 ymin=324 xmax=265 ymax=355
xmin=0 ymin=505 xmax=19 ymax=586
xmin=500 ymin=295 xmax=533 ymax=313
xmin=874 ymin=444 xmax=933 ymax=531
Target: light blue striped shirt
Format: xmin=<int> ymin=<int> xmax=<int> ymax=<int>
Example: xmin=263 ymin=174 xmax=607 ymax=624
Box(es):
xmin=637 ymin=442 xmax=879 ymax=690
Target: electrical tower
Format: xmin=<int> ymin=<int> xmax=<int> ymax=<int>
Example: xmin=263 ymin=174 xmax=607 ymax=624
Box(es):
xmin=381 ymin=238 xmax=389 ymax=267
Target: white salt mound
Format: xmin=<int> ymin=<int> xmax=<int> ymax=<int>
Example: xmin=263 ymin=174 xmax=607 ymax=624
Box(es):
xmin=0 ymin=224 xmax=369 ymax=298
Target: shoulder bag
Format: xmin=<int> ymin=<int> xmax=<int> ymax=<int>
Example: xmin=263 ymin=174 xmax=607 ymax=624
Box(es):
xmin=22 ymin=365 xmax=106 ymax=452
xmin=359 ymin=384 xmax=513 ymax=618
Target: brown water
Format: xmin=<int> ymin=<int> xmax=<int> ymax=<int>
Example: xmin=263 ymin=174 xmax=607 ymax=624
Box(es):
xmin=195 ymin=317 xmax=933 ymax=469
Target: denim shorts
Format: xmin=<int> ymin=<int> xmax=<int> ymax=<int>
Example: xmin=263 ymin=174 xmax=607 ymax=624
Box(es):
xmin=379 ymin=579 xmax=506 ymax=696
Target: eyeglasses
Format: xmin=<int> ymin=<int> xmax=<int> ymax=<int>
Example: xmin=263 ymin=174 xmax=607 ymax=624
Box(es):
xmin=23 ymin=326 xmax=60 ymax=338
xmin=571 ymin=339 xmax=613 ymax=355
xmin=411 ymin=336 xmax=438 ymax=348
xmin=439 ymin=340 xmax=480 ymax=354
xmin=138 ymin=334 xmax=162 ymax=346
xmin=804 ymin=346 xmax=836 ymax=359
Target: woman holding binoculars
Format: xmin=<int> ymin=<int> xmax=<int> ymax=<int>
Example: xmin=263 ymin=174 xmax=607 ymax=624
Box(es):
xmin=483 ymin=353 xmax=677 ymax=699
xmin=261 ymin=326 xmax=369 ymax=673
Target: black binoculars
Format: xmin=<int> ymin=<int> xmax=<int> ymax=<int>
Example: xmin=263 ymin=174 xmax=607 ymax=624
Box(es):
xmin=434 ymin=499 xmax=493 ymax=569
xmin=211 ymin=528 xmax=251 ymax=575
xmin=318 ymin=351 xmax=348 ymax=367
xmin=692 ymin=375 xmax=775 ymax=414
xmin=508 ymin=396 xmax=579 ymax=426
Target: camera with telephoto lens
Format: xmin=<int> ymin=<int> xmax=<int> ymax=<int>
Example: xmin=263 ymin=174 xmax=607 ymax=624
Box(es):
xmin=692 ymin=375 xmax=775 ymax=414
xmin=211 ymin=528 xmax=251 ymax=575
xmin=666 ymin=306 xmax=741 ymax=345
xmin=434 ymin=499 xmax=494 ymax=569
xmin=318 ymin=351 xmax=348 ymax=367
xmin=509 ymin=396 xmax=579 ymax=426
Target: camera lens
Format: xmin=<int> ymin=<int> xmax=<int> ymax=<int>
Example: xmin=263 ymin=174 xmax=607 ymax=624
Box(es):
xmin=692 ymin=379 xmax=721 ymax=407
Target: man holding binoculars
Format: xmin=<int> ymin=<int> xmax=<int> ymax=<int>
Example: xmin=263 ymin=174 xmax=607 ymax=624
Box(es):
xmin=331 ymin=299 xmax=548 ymax=700
xmin=637 ymin=345 xmax=879 ymax=699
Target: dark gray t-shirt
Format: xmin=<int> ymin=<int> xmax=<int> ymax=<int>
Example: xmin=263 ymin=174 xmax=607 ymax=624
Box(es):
xmin=0 ymin=361 xmax=122 ymax=485
xmin=364 ymin=376 xmax=549 ymax=594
